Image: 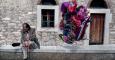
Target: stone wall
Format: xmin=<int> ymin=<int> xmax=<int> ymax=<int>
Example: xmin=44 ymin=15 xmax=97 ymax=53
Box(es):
xmin=0 ymin=0 xmax=115 ymax=46
xmin=0 ymin=0 xmax=62 ymax=46
xmin=0 ymin=0 xmax=37 ymax=45
xmin=109 ymin=0 xmax=115 ymax=44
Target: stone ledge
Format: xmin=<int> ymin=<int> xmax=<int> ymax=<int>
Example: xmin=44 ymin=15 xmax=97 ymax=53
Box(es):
xmin=1 ymin=45 xmax=115 ymax=53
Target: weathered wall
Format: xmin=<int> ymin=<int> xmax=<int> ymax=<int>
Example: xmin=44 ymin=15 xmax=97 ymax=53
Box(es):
xmin=0 ymin=0 xmax=38 ymax=45
xmin=0 ymin=0 xmax=62 ymax=46
xmin=108 ymin=0 xmax=115 ymax=44
xmin=0 ymin=0 xmax=115 ymax=46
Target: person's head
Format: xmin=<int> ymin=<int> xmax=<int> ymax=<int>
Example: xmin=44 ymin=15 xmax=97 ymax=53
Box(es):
xmin=22 ymin=23 xmax=31 ymax=32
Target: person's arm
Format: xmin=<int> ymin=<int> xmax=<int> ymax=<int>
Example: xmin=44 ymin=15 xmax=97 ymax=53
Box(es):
xmin=21 ymin=30 xmax=24 ymax=44
xmin=20 ymin=31 xmax=23 ymax=44
xmin=31 ymin=28 xmax=40 ymax=49
xmin=31 ymin=28 xmax=36 ymax=39
xmin=19 ymin=30 xmax=25 ymax=48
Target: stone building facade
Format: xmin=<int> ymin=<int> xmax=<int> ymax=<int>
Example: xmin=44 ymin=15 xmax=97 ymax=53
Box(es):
xmin=0 ymin=0 xmax=115 ymax=46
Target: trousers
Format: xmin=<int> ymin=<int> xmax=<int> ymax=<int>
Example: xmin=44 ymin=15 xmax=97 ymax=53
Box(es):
xmin=22 ymin=41 xmax=34 ymax=59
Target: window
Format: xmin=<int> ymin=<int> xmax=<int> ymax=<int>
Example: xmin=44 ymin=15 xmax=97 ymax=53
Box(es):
xmin=37 ymin=5 xmax=59 ymax=31
xmin=41 ymin=9 xmax=55 ymax=27
xmin=37 ymin=0 xmax=59 ymax=31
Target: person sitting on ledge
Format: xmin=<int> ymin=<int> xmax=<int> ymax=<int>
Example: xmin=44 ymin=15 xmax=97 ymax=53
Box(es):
xmin=21 ymin=23 xmax=40 ymax=60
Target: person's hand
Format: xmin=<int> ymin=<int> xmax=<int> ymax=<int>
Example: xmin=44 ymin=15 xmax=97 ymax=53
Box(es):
xmin=23 ymin=41 xmax=31 ymax=47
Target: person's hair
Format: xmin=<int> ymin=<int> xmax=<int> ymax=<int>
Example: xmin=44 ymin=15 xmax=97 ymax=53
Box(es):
xmin=22 ymin=23 xmax=31 ymax=32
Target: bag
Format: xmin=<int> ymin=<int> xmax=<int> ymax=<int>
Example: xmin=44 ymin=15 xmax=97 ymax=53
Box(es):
xmin=12 ymin=43 xmax=20 ymax=47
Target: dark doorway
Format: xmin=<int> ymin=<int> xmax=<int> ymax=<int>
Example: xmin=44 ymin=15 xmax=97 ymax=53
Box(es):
xmin=40 ymin=0 xmax=57 ymax=5
xmin=89 ymin=0 xmax=108 ymax=8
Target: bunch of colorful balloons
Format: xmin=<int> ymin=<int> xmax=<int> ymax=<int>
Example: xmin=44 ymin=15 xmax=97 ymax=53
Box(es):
xmin=59 ymin=0 xmax=90 ymax=44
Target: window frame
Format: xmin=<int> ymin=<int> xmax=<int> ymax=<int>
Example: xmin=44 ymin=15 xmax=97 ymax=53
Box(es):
xmin=37 ymin=5 xmax=59 ymax=32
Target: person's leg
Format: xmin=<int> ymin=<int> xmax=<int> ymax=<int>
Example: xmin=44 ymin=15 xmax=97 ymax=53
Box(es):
xmin=22 ymin=47 xmax=28 ymax=60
